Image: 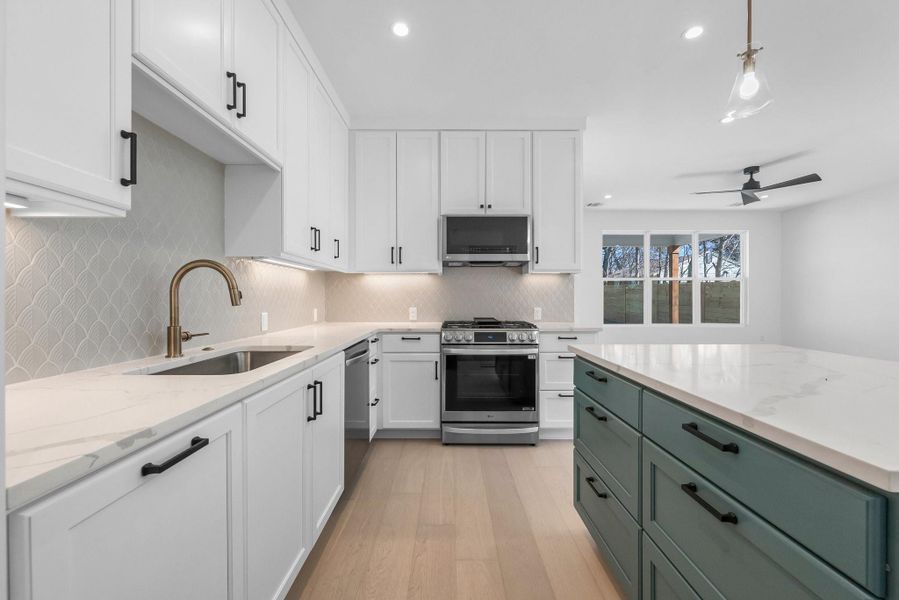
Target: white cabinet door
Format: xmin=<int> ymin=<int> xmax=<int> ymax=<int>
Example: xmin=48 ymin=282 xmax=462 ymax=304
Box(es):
xmin=369 ymin=353 xmax=381 ymax=441
xmin=281 ymin=34 xmax=313 ymax=259
xmin=245 ymin=372 xmax=311 ymax=600
xmin=9 ymin=405 xmax=244 ymax=600
xmin=352 ymin=132 xmax=397 ymax=272
xmin=440 ymin=131 xmax=486 ymax=215
xmin=396 ymin=132 xmax=441 ymax=273
xmin=539 ymin=353 xmax=576 ymax=391
xmin=329 ymin=110 xmax=350 ymax=270
xmin=382 ymin=353 xmax=441 ymax=429
xmin=540 ymin=390 xmax=574 ymax=432
xmin=308 ymin=79 xmax=332 ymax=261
xmin=532 ymin=131 xmax=583 ymax=272
xmin=307 ymin=353 xmax=344 ymax=544
xmin=486 ymin=131 xmax=532 ymax=215
xmin=7 ymin=0 xmax=132 ymax=214
xmin=133 ymin=0 xmax=231 ymax=122
xmin=232 ymin=0 xmax=281 ymax=159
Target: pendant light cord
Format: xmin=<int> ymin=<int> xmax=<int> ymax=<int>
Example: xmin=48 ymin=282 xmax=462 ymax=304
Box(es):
xmin=747 ymin=0 xmax=753 ymax=48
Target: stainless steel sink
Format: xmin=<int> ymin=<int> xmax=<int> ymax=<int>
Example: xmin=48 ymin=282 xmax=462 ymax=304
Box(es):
xmin=150 ymin=346 xmax=312 ymax=375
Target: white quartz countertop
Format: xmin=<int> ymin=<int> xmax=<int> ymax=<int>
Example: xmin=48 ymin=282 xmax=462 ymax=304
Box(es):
xmin=569 ymin=343 xmax=899 ymax=493
xmin=5 ymin=321 xmax=440 ymax=510
xmin=537 ymin=322 xmax=602 ymax=332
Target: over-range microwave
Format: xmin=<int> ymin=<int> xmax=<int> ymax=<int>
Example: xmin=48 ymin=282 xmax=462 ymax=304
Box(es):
xmin=442 ymin=216 xmax=531 ymax=266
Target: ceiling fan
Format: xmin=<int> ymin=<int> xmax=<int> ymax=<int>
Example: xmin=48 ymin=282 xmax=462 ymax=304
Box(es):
xmin=693 ymin=166 xmax=822 ymax=205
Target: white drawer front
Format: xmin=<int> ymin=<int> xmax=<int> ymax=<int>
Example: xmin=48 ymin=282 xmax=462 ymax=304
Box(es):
xmin=540 ymin=390 xmax=575 ymax=430
xmin=539 ymin=330 xmax=599 ymax=353
xmin=539 ymin=353 xmax=576 ymax=390
xmin=381 ymin=333 xmax=440 ymax=353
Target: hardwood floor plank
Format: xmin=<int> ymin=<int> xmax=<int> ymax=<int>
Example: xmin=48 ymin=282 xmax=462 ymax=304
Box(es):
xmin=420 ymin=442 xmax=456 ymax=526
xmin=357 ymin=492 xmax=422 ymax=599
xmin=407 ymin=524 xmax=455 ymax=600
xmin=391 ymin=440 xmax=429 ymax=495
xmin=479 ymin=447 xmax=557 ymax=600
xmin=455 ymin=559 xmax=506 ymax=600
xmin=453 ymin=446 xmax=498 ymax=561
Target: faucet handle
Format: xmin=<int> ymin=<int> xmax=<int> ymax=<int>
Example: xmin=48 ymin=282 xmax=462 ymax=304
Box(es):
xmin=181 ymin=331 xmax=210 ymax=342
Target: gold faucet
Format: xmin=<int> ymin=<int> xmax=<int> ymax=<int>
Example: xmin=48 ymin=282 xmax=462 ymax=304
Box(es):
xmin=166 ymin=259 xmax=242 ymax=358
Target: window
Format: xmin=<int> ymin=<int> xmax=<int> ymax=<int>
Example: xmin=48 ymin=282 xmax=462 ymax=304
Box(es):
xmin=601 ymin=231 xmax=745 ymax=325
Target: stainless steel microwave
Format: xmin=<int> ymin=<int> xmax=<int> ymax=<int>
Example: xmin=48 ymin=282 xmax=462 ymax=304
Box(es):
xmin=442 ymin=216 xmax=531 ymax=266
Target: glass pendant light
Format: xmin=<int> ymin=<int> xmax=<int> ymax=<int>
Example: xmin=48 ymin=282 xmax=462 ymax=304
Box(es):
xmin=722 ymin=0 xmax=773 ymax=122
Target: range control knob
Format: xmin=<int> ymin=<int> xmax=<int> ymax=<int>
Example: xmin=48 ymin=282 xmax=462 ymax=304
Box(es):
xmin=464 ymin=332 xmax=474 ymax=342
xmin=454 ymin=333 xmax=463 ymax=341
xmin=529 ymin=332 xmax=538 ymax=342
xmin=509 ymin=332 xmax=519 ymax=342
xmin=443 ymin=332 xmax=453 ymax=342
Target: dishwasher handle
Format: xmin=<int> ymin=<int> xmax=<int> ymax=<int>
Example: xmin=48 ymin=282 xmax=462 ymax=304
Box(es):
xmin=346 ymin=350 xmax=371 ymax=367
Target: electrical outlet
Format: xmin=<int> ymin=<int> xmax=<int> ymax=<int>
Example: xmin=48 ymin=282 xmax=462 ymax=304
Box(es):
xmin=260 ymin=312 xmax=269 ymax=332
xmin=409 ymin=306 xmax=418 ymax=321
xmin=533 ymin=307 xmax=543 ymax=321
xmin=313 ymin=308 xmax=319 ymax=322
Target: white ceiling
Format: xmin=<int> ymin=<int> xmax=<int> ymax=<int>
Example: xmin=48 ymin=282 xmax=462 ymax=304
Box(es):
xmin=287 ymin=0 xmax=899 ymax=210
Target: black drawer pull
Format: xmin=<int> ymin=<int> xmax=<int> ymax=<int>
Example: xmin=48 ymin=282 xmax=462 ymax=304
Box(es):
xmin=120 ymin=130 xmax=137 ymax=186
xmin=314 ymin=380 xmax=323 ymax=416
xmin=557 ymin=336 xmax=579 ymax=340
xmin=401 ymin=336 xmax=421 ymax=341
xmin=681 ymin=482 xmax=738 ymax=524
xmin=236 ymin=80 xmax=247 ymax=118
xmin=141 ymin=436 xmax=209 ymax=476
xmin=557 ymin=354 xmax=575 ymax=359
xmin=226 ymin=71 xmax=238 ymax=110
xmin=334 ymin=238 xmax=340 ymax=259
xmin=585 ymin=406 xmax=607 ymax=422
xmin=434 ymin=360 xmax=439 ymax=380
xmin=682 ymin=422 xmax=739 ymax=454
xmin=585 ymin=370 xmax=608 ymax=383
xmin=585 ymin=476 xmax=608 ymax=499
xmin=370 ymin=398 xmax=381 ymax=406
xmin=306 ymin=383 xmax=317 ymax=421
xmin=370 ymin=337 xmax=379 ymax=343
xmin=370 ymin=358 xmax=380 ymax=365
xmin=558 ymin=392 xmax=574 ymax=398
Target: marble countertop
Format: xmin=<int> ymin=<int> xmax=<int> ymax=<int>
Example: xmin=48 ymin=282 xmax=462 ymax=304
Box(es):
xmin=537 ymin=322 xmax=602 ymax=332
xmin=569 ymin=343 xmax=899 ymax=492
xmin=5 ymin=321 xmax=441 ymax=510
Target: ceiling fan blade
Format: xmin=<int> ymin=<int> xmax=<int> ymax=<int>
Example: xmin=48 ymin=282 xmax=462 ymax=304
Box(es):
xmin=693 ymin=189 xmax=744 ymax=195
xmin=741 ymin=191 xmax=761 ymax=205
xmin=759 ymin=151 xmax=813 ymax=169
xmin=757 ymin=174 xmax=822 ymax=192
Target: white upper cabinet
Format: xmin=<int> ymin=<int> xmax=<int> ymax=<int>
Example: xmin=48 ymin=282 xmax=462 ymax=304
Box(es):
xmin=232 ymin=0 xmax=282 ymax=159
xmin=532 ymin=131 xmax=583 ymax=273
xmin=308 ymin=79 xmax=332 ymax=261
xmin=352 ymin=132 xmax=398 ymax=272
xmin=133 ymin=0 xmax=232 ymax=122
xmin=329 ymin=111 xmax=350 ymax=269
xmin=396 ymin=132 xmax=441 ymax=272
xmin=486 ymin=131 xmax=532 ymax=215
xmin=440 ymin=131 xmax=486 ymax=215
xmin=280 ymin=35 xmax=313 ymax=260
xmin=6 ymin=0 xmax=132 ymax=217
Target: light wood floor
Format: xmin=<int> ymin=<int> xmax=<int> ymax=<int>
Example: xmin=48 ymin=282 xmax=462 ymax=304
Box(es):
xmin=286 ymin=439 xmax=624 ymax=600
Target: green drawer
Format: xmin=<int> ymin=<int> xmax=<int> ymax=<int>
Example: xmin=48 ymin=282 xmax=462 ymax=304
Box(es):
xmin=575 ymin=450 xmax=640 ymax=600
xmin=642 ymin=440 xmax=877 ymax=600
xmin=575 ymin=390 xmax=640 ymax=519
xmin=574 ymin=359 xmax=641 ymax=428
xmin=642 ymin=390 xmax=887 ymax=596
xmin=642 ymin=536 xmax=700 ymax=600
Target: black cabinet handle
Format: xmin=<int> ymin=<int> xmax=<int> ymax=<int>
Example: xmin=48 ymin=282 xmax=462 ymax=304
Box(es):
xmin=391 ymin=246 xmax=395 ymax=264
xmin=226 ymin=72 xmax=238 ymax=111
xmin=585 ymin=476 xmax=608 ymax=499
xmin=314 ymin=380 xmax=323 ymax=416
xmin=535 ymin=246 xmax=540 ymax=264
xmin=557 ymin=336 xmax=579 ymax=340
xmin=334 ymin=239 xmax=340 ymax=259
xmin=120 ymin=130 xmax=137 ymax=186
xmin=310 ymin=227 xmax=317 ymax=252
xmin=141 ymin=436 xmax=209 ymax=476
xmin=370 ymin=337 xmax=379 ymax=343
xmin=585 ymin=406 xmax=608 ymax=422
xmin=434 ymin=360 xmax=439 ymax=380
xmin=487 ymin=204 xmax=492 ymax=209
xmin=558 ymin=392 xmax=574 ymax=398
xmin=370 ymin=398 xmax=381 ymax=406
xmin=401 ymin=336 xmax=421 ymax=341
xmin=370 ymin=358 xmax=380 ymax=365
xmin=558 ymin=355 xmax=575 ymax=359
xmin=585 ymin=370 xmax=608 ymax=384
xmin=681 ymin=482 xmax=738 ymax=524
xmin=682 ymin=422 xmax=739 ymax=454
xmin=315 ymin=228 xmax=321 ymax=252
xmin=306 ymin=383 xmax=317 ymax=421
xmin=398 ymin=246 xmax=403 ymax=265
xmin=236 ymin=80 xmax=247 ymax=118
xmin=479 ymin=204 xmax=485 ymax=209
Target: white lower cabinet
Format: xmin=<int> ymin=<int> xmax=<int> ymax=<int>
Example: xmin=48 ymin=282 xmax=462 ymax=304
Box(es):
xmin=9 ymin=405 xmax=244 ymax=600
xmin=369 ymin=338 xmax=382 ymax=440
xmin=245 ymin=371 xmax=312 ymax=600
xmin=537 ymin=330 xmax=598 ymax=438
xmin=307 ymin=353 xmax=345 ymax=543
xmin=539 ymin=352 xmax=577 ymax=391
xmin=382 ymin=352 xmax=441 ymax=429
xmin=540 ymin=390 xmax=576 ymax=434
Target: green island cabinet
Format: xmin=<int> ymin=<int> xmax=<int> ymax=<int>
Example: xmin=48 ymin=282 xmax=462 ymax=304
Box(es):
xmin=572 ymin=356 xmax=897 ymax=600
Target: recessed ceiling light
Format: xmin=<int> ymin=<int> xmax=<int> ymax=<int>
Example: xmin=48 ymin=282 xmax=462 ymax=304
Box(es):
xmin=682 ymin=25 xmax=704 ymax=40
xmin=720 ymin=114 xmax=735 ymax=124
xmin=760 ymin=194 xmax=769 ymax=199
xmin=391 ymin=21 xmax=410 ymax=37
xmin=603 ymin=194 xmax=613 ymax=200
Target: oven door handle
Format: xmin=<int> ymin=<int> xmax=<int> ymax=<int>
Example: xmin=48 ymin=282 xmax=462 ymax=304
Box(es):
xmin=442 ymin=426 xmax=539 ymax=436
xmin=442 ymin=347 xmax=537 ymax=356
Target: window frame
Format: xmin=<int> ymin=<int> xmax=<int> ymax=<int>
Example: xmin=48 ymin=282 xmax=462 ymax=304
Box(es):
xmin=601 ymin=230 xmax=748 ymax=327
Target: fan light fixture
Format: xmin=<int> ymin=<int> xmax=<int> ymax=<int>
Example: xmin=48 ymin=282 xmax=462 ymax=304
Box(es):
xmin=723 ymin=0 xmax=772 ymax=122
xmin=391 ymin=21 xmax=410 ymax=37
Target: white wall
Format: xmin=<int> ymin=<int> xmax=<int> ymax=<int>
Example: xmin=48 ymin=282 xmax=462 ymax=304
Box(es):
xmin=1 ymin=0 xmax=9 ymax=593
xmin=781 ymin=187 xmax=899 ymax=361
xmin=575 ymin=210 xmax=782 ymax=344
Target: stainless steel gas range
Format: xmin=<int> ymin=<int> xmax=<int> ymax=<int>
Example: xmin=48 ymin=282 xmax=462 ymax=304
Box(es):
xmin=441 ymin=318 xmax=540 ymax=444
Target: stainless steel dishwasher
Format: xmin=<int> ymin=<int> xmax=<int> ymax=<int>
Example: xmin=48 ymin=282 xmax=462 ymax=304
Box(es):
xmin=344 ymin=340 xmax=371 ymax=488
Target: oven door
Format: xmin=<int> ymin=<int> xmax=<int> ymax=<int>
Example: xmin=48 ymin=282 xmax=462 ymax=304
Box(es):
xmin=442 ymin=346 xmax=538 ymax=422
